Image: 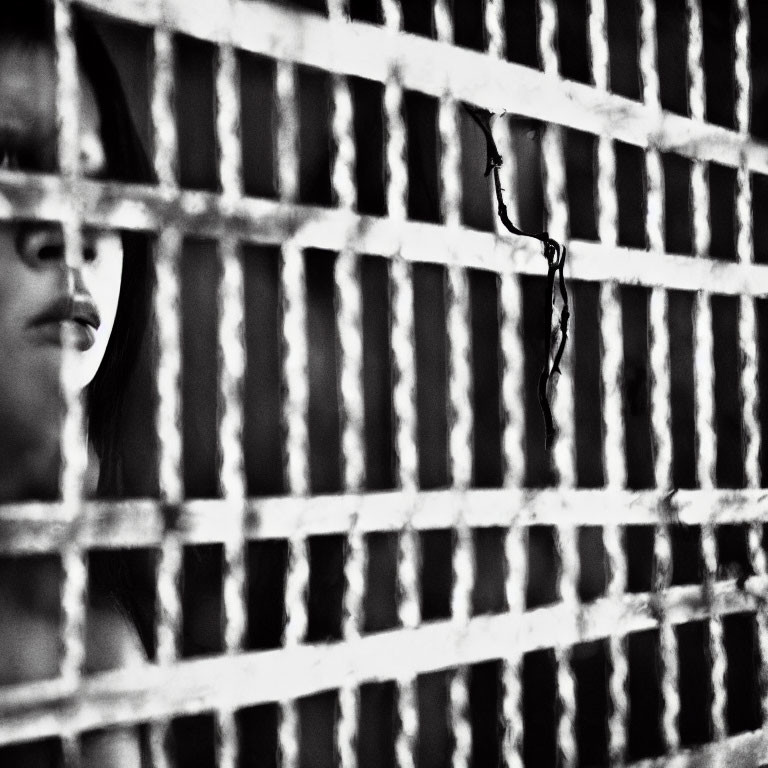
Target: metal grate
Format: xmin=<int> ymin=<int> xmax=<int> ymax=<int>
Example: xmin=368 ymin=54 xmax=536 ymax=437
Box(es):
xmin=1 ymin=0 xmax=768 ymax=766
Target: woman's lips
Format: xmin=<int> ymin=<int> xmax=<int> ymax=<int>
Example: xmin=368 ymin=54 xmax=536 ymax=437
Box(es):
xmin=30 ymin=319 xmax=97 ymax=351
xmin=28 ymin=295 xmax=100 ymax=352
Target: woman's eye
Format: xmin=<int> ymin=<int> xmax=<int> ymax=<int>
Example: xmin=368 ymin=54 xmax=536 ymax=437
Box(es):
xmin=83 ymin=246 xmax=97 ymax=263
xmin=38 ymin=244 xmax=64 ymax=261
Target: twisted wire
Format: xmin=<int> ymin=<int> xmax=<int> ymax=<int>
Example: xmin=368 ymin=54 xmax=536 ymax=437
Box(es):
xmin=500 ymin=267 xmax=525 ymax=487
xmin=495 ymin=117 xmax=525 ymax=488
xmin=333 ymin=61 xmax=365 ymax=753
xmin=277 ymin=58 xmax=306 ymax=762
xmin=748 ymin=522 xmax=768 ymax=722
xmin=330 ymin=53 xmax=366 ymax=765
xmin=54 ymin=12 xmax=88 ymax=740
xmin=734 ymin=0 xmax=750 ymax=137
xmin=694 ymin=294 xmax=716 ymax=488
xmin=434 ymin=0 xmax=452 ymax=44
xmin=600 ymin=282 xmax=626 ymax=489
xmin=152 ymin=28 xmax=178 ymax=191
xmin=601 ymin=283 xmax=629 ymax=763
xmin=538 ymin=6 xmax=577 ymax=762
xmin=338 ymin=512 xmax=366 ymax=768
xmin=649 ymin=288 xmax=672 ymax=490
xmin=588 ymin=0 xmax=609 ymax=91
xmin=215 ymin=34 xmax=248 ymax=658
xmin=502 ymin=525 xmax=526 ymax=768
xmin=380 ymin=13 xmax=420 ymax=761
xmin=440 ymin=71 xmax=474 ymax=767
xmin=276 ymin=61 xmax=299 ymax=204
xmin=591 ymin=0 xmax=629 ymax=745
xmin=382 ymin=0 xmax=403 ymax=35
xmin=687 ymin=0 xmax=705 ymax=123
xmin=538 ymin=0 xmax=559 ymax=77
xmin=701 ymin=518 xmax=727 ymax=740
xmin=447 ymin=266 xmax=473 ymax=768
xmin=150 ymin=20 xmax=182 ymax=764
xmin=554 ymin=523 xmax=579 ymax=768
xmin=604 ymin=524 xmax=628 ymax=763
xmin=485 ymin=0 xmax=505 ymax=59
xmin=542 ymin=123 xmax=575 ymax=485
xmin=733 ymin=0 xmax=760 ymax=489
xmin=654 ymin=520 xmax=680 ymax=753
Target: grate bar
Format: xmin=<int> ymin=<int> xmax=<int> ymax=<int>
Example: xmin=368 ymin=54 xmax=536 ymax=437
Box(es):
xmin=0 ymin=579 xmax=766 ymax=747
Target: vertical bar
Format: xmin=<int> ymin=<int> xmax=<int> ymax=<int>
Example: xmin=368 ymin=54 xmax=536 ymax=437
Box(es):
xmin=54 ymin=2 xmax=86 ymax=763
xmin=275 ymin=42 xmax=308 ymax=768
xmin=435 ymin=1 xmax=474 ymax=761
xmin=279 ymin=236 xmax=310 ymax=768
xmin=216 ymin=22 xmax=247 ymax=768
xmin=151 ymin=20 xmax=183 ymax=768
xmin=382 ymin=4 xmax=420 ymax=766
xmin=485 ymin=0 xmax=505 ymax=59
xmin=538 ymin=3 xmax=578 ymax=766
xmin=502 ymin=523 xmax=526 ymax=768
xmin=685 ymin=0 xmax=728 ymax=744
xmin=327 ymin=4 xmax=366 ymax=764
xmin=734 ymin=0 xmax=760 ymax=489
xmin=590 ymin=0 xmax=629 ymax=756
xmin=639 ymin=1 xmax=679 ymax=754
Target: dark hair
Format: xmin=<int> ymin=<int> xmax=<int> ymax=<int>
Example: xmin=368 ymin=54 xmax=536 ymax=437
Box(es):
xmin=75 ymin=15 xmax=155 ymax=496
xmin=1 ymin=0 xmax=155 ymax=496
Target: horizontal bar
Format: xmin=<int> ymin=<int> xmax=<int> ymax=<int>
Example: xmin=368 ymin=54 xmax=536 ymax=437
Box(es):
xmin=0 ymin=579 xmax=762 ymax=745
xmin=77 ymin=0 xmax=768 ymax=174
xmin=1 ymin=489 xmax=768 ymax=554
xmin=1 ymin=173 xmax=768 ymax=297
xmin=629 ymin=730 xmax=766 ymax=768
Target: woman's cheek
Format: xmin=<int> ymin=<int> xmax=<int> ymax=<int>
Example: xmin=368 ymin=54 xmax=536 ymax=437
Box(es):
xmin=78 ymin=233 xmax=123 ymax=388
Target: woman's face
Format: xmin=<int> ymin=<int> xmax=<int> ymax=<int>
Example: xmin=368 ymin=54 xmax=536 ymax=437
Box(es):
xmin=0 ymin=39 xmax=123 ymax=398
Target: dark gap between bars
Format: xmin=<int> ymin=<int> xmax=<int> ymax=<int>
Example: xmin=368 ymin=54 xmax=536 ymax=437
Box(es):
xmin=523 ymin=648 xmax=558 ymax=768
xmin=564 ymin=128 xmax=597 ymax=242
xmin=677 ymin=620 xmax=712 ymax=746
xmin=418 ymin=670 xmax=451 ymax=768
xmin=656 ymin=0 xmax=689 ymax=117
xmin=627 ymin=628 xmax=664 ymax=760
xmin=239 ymin=51 xmax=278 ymax=200
xmin=573 ymin=638 xmax=609 ymax=766
xmin=606 ymin=0 xmax=641 ymax=102
xmin=305 ymin=249 xmax=342 ymax=495
xmin=572 ymin=280 xmax=603 ymax=488
xmin=663 ymin=154 xmax=693 ymax=256
xmin=298 ymin=65 xmax=333 ymax=207
xmin=405 ymin=90 xmax=441 ymax=224
xmin=504 ymin=0 xmax=540 ymax=69
xmin=702 ymin=0 xmax=736 ymax=131
xmin=413 ymin=262 xmax=448 ymax=489
xmin=521 ymin=276 xmax=556 ymax=487
xmin=708 ymin=164 xmax=737 ymax=262
xmin=615 ymin=142 xmax=647 ymax=250
xmin=243 ymin=244 xmax=285 ymax=497
xmin=668 ymin=289 xmax=695 ymax=489
xmin=723 ymin=612 xmax=762 ymax=734
xmin=711 ymin=295 xmax=744 ymax=488
xmin=758 ymin=299 xmax=768 ymax=487
xmin=555 ymin=0 xmax=590 ymax=85
xmin=621 ymin=285 xmax=654 ymax=490
xmin=361 ymin=255 xmax=394 ymax=491
xmin=469 ymin=268 xmax=502 ymax=488
xmin=460 ymin=109 xmax=495 ymax=233
xmin=181 ymin=238 xmax=221 ymax=500
xmin=174 ymin=34 xmax=219 ymax=192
